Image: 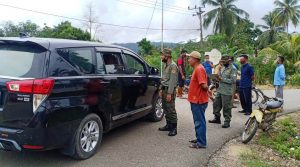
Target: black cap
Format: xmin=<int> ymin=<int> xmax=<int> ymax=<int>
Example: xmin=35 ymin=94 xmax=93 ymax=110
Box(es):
xmin=239 ymin=54 xmax=249 ymax=59
xmin=221 ymin=55 xmax=229 ymax=60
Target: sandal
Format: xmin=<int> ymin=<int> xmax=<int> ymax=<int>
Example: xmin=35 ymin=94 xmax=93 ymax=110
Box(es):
xmin=189 ymin=139 xmax=197 ymax=143
xmin=189 ymin=143 xmax=206 ymax=149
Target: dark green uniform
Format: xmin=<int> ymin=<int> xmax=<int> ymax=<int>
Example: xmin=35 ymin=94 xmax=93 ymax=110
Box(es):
xmin=161 ymin=61 xmax=178 ymax=124
xmin=213 ymin=64 xmax=237 ymax=124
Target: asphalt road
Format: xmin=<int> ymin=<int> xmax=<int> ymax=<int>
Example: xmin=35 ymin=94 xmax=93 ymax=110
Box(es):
xmin=0 ymin=89 xmax=299 ymax=167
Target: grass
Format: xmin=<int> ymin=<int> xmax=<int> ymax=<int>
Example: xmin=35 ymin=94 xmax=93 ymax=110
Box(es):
xmin=257 ymin=117 xmax=300 ymax=160
xmin=240 ymin=150 xmax=273 ymax=167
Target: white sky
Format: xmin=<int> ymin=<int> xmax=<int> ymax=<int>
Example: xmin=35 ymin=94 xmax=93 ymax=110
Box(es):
xmin=0 ymin=0 xmax=299 ymax=43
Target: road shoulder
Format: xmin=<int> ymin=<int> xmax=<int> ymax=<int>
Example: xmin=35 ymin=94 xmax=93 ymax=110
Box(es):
xmin=208 ymin=112 xmax=300 ymax=167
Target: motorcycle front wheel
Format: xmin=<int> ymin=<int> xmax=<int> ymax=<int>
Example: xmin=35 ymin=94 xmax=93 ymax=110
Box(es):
xmin=242 ymin=117 xmax=259 ymax=144
xmin=251 ymin=89 xmax=259 ymax=104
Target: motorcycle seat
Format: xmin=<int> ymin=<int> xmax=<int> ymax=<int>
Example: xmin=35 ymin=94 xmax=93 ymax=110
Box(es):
xmin=266 ymin=98 xmax=284 ymax=109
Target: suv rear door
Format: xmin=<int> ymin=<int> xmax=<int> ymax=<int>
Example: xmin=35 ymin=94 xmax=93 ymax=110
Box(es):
xmin=0 ymin=41 xmax=48 ymax=128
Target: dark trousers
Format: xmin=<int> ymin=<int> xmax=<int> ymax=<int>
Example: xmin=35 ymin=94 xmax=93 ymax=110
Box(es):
xmin=240 ymin=87 xmax=252 ymax=113
xmin=213 ymin=93 xmax=232 ymax=123
xmin=162 ymin=89 xmax=177 ymax=124
xmin=190 ymin=103 xmax=208 ymax=147
xmin=207 ymin=76 xmax=211 ymax=86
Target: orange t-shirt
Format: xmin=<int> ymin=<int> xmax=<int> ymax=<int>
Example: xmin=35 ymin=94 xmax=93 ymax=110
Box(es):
xmin=188 ymin=64 xmax=209 ymax=104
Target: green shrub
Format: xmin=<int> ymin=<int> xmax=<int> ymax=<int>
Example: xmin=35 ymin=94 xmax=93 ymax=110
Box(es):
xmin=288 ymin=73 xmax=300 ymax=86
xmin=257 ymin=117 xmax=300 ymax=160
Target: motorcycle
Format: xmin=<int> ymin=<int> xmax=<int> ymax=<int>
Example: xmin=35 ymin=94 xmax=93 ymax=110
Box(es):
xmin=208 ymin=77 xmax=219 ymax=101
xmin=209 ymin=78 xmax=259 ymax=104
xmin=241 ymin=88 xmax=284 ymax=144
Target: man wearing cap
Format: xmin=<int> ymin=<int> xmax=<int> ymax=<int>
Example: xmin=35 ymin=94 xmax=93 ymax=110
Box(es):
xmin=238 ymin=54 xmax=255 ymax=115
xmin=209 ymin=55 xmax=237 ymax=128
xmin=158 ymin=48 xmax=179 ymax=136
xmin=187 ymin=51 xmax=209 ymax=149
xmin=177 ymin=49 xmax=187 ymax=97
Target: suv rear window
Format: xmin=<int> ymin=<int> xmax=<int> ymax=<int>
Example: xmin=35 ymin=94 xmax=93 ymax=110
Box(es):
xmin=0 ymin=44 xmax=46 ymax=78
xmin=57 ymin=48 xmax=94 ymax=74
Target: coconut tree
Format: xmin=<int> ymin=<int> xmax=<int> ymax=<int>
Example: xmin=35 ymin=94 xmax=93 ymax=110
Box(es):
xmin=257 ymin=11 xmax=285 ymax=48
xmin=274 ymin=0 xmax=300 ymax=33
xmin=271 ymin=33 xmax=300 ymax=64
xmin=202 ymin=0 xmax=249 ymax=37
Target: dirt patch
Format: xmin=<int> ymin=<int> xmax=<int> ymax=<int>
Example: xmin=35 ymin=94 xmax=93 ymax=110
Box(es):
xmin=208 ymin=138 xmax=249 ymax=167
xmin=209 ymin=138 xmax=300 ymax=167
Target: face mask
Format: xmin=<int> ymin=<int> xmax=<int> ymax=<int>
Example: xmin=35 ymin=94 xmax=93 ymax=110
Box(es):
xmin=162 ymin=57 xmax=168 ymax=63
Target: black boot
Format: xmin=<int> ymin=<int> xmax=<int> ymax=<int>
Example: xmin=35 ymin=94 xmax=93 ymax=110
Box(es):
xmin=208 ymin=117 xmax=221 ymax=124
xmin=222 ymin=122 xmax=230 ymax=128
xmin=168 ymin=123 xmax=177 ymax=136
xmin=158 ymin=122 xmax=171 ymax=131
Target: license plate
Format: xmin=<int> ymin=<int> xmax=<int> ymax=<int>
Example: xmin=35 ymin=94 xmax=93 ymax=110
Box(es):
xmin=0 ymin=142 xmax=4 ymax=149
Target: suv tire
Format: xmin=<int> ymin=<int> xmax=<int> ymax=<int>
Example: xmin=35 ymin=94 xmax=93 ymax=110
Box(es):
xmin=71 ymin=113 xmax=103 ymax=160
xmin=148 ymin=95 xmax=164 ymax=122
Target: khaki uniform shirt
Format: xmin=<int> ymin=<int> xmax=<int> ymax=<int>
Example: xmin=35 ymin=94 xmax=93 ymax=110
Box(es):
xmin=217 ymin=65 xmax=237 ymax=95
xmin=161 ymin=61 xmax=178 ymax=94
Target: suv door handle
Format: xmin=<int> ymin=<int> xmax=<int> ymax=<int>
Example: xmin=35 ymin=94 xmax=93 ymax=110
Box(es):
xmin=133 ymin=79 xmax=140 ymax=83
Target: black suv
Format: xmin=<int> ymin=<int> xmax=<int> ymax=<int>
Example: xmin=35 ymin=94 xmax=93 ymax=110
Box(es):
xmin=0 ymin=37 xmax=162 ymax=159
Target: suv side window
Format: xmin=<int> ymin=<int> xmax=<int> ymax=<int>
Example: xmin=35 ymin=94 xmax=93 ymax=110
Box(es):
xmin=57 ymin=48 xmax=94 ymax=74
xmin=101 ymin=52 xmax=125 ymax=74
xmin=96 ymin=52 xmax=106 ymax=74
xmin=124 ymin=54 xmax=145 ymax=75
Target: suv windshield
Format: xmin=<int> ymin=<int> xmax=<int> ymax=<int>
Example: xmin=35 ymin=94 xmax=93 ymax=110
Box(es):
xmin=0 ymin=43 xmax=47 ymax=78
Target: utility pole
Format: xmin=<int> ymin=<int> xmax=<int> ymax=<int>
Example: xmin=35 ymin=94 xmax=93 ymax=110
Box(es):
xmin=188 ymin=5 xmax=205 ymax=44
xmin=160 ymin=0 xmax=164 ymax=77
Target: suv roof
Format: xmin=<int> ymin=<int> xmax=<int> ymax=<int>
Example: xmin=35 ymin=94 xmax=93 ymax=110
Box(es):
xmin=0 ymin=37 xmax=131 ymax=51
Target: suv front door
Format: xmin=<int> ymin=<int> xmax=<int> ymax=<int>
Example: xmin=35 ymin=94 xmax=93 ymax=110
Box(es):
xmin=122 ymin=50 xmax=152 ymax=110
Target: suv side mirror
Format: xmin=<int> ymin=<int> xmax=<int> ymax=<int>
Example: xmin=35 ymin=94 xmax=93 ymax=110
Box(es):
xmin=150 ymin=67 xmax=159 ymax=75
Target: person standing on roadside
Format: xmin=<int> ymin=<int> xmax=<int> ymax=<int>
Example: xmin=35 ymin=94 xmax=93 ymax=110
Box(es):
xmin=203 ymin=55 xmax=214 ymax=86
xmin=274 ymin=56 xmax=285 ymax=99
xmin=187 ymin=51 xmax=209 ymax=149
xmin=238 ymin=54 xmax=255 ymax=116
xmin=229 ymin=56 xmax=239 ymax=108
xmin=177 ymin=49 xmax=187 ymax=97
xmin=214 ymin=59 xmax=224 ymax=75
xmin=209 ymin=55 xmax=237 ymax=128
xmin=158 ymin=48 xmax=179 ymax=136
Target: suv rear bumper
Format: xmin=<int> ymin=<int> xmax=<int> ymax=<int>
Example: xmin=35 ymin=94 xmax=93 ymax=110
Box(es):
xmin=0 ymin=126 xmax=47 ymax=151
xmin=0 ymin=138 xmax=22 ymax=151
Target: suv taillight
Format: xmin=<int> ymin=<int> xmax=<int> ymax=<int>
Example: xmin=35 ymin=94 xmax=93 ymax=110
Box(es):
xmin=6 ymin=78 xmax=55 ymax=114
xmin=6 ymin=79 xmax=54 ymax=95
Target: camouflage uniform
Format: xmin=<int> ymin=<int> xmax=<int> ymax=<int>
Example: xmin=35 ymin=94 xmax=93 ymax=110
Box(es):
xmin=212 ymin=62 xmax=237 ymax=126
xmin=161 ymin=61 xmax=178 ymax=124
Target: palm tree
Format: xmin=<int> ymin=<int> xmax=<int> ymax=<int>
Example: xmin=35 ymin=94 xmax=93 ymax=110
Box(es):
xmin=271 ymin=33 xmax=300 ymax=64
xmin=257 ymin=12 xmax=285 ymax=48
xmin=202 ymin=0 xmax=249 ymax=37
xmin=274 ymin=0 xmax=300 ymax=33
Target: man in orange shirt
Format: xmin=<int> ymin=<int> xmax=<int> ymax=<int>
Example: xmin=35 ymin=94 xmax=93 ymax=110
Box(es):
xmin=187 ymin=51 xmax=209 ymax=149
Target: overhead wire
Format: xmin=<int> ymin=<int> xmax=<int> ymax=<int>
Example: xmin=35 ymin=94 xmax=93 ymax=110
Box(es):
xmin=0 ymin=3 xmax=198 ymax=31
xmin=143 ymin=0 xmax=189 ymax=10
xmin=116 ymin=0 xmax=193 ymax=15
xmin=145 ymin=0 xmax=158 ymax=37
xmin=131 ymin=0 xmax=190 ymax=12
